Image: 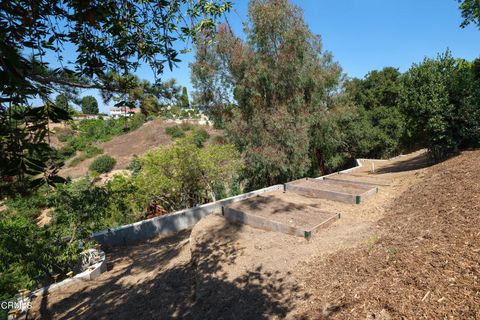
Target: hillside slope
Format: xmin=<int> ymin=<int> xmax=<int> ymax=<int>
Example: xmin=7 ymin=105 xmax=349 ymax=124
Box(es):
xmin=296 ymin=150 xmax=480 ymax=319
xmin=27 ymin=150 xmax=479 ymax=319
xmin=59 ymin=119 xmax=222 ymax=179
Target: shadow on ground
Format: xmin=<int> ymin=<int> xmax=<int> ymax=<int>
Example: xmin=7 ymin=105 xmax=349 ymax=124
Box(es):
xmin=33 ymin=219 xmax=303 ymax=319
xmin=373 ymin=152 xmax=431 ymax=174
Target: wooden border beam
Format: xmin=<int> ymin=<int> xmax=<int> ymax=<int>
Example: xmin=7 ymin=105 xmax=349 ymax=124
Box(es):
xmin=223 ymin=207 xmax=340 ymax=239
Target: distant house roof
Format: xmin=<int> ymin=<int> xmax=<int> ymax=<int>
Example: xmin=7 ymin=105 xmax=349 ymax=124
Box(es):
xmin=110 ymin=107 xmax=141 ymax=113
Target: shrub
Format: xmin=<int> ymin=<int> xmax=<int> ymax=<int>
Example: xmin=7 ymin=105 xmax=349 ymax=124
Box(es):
xmin=211 ymin=135 xmax=226 ymax=145
xmin=68 ymin=145 xmax=103 ymax=167
xmin=165 ymin=125 xmax=185 ymax=138
xmin=180 ymin=122 xmax=193 ymax=131
xmin=135 ymin=138 xmax=240 ymax=212
xmin=57 ymin=132 xmax=72 ymax=142
xmin=68 ymin=137 xmax=88 ymax=151
xmin=89 ymin=155 xmax=116 ymax=173
xmin=191 ymin=128 xmax=210 ymax=147
xmin=58 ymin=145 xmax=76 ymax=159
xmin=129 ymin=112 xmax=146 ymax=131
xmin=84 ymin=145 xmax=103 ymax=158
xmin=127 ymin=155 xmax=142 ymax=175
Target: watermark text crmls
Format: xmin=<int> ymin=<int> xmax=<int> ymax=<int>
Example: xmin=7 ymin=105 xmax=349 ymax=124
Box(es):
xmin=0 ymin=301 xmax=32 ymax=310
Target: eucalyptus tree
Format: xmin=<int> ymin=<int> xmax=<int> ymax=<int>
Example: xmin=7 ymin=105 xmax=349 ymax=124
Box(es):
xmin=224 ymin=0 xmax=342 ymax=189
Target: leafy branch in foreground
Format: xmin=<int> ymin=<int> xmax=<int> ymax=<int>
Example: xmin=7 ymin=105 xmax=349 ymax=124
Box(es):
xmin=0 ymin=0 xmax=231 ymax=195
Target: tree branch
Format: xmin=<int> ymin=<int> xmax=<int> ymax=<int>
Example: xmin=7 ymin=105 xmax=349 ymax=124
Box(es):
xmin=30 ymin=75 xmax=123 ymax=92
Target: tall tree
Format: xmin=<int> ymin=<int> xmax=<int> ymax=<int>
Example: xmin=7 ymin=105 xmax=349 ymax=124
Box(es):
xmin=400 ymin=51 xmax=472 ymax=161
xmin=343 ymin=67 xmax=406 ymax=158
xmin=81 ymin=96 xmax=99 ymax=115
xmin=224 ymin=0 xmax=341 ymax=189
xmin=179 ymin=87 xmax=190 ymax=109
xmin=190 ymin=25 xmax=238 ymax=127
xmin=346 ymin=67 xmax=402 ymax=110
xmin=54 ymin=94 xmax=70 ymax=111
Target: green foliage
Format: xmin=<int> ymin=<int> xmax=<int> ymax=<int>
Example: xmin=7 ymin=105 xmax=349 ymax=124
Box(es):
xmin=127 ymin=155 xmax=142 ymax=175
xmin=66 ymin=117 xmax=145 ymax=153
xmin=179 ymin=87 xmax=190 ymax=109
xmin=224 ymin=0 xmax=341 ymax=189
xmin=0 ymin=186 xmax=99 ymax=311
xmin=346 ymin=67 xmax=402 ymax=110
xmin=104 ymin=175 xmax=140 ymax=226
xmin=401 ymin=53 xmax=480 ymax=160
xmin=134 ymin=137 xmax=240 ymax=211
xmin=366 ymin=106 xmax=405 ymax=157
xmin=0 ymin=104 xmax=70 ymax=195
xmin=458 ymin=0 xmax=480 ymax=28
xmin=89 ymin=155 xmax=116 ymax=174
xmin=191 ymin=128 xmax=210 ymax=147
xmin=2 ymin=191 xmax=48 ymax=220
xmin=165 ymin=125 xmax=186 ymax=138
xmin=401 ymin=52 xmax=458 ymax=160
xmin=129 ymin=113 xmax=147 ymax=131
xmin=190 ymin=27 xmax=237 ymax=128
xmin=51 ymin=179 xmax=110 ymax=235
xmin=84 ymin=145 xmax=103 ymax=158
xmin=342 ymin=67 xmax=406 ymax=155
xmin=68 ymin=145 xmax=103 ymax=167
xmin=57 ymin=145 xmax=76 ymax=160
xmin=57 ymin=132 xmax=73 ymax=142
xmin=55 ymin=94 xmax=70 ymax=111
xmin=81 ymin=96 xmax=99 ymax=115
xmin=68 ymin=157 xmax=84 ymax=168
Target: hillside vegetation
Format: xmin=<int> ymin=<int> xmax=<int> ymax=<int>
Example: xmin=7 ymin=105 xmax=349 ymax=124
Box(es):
xmin=56 ymin=119 xmax=222 ymax=179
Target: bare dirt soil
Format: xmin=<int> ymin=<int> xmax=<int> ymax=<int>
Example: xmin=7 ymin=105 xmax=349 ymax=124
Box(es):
xmin=59 ymin=120 xmax=222 ymax=179
xmin=29 ymin=149 xmax=478 ymax=319
xmin=29 ymin=231 xmax=194 ymax=319
xmin=36 ymin=208 xmax=52 ymax=227
xmin=226 ymin=195 xmax=336 ymax=230
xmin=291 ymin=179 xmax=376 ymax=195
xmin=293 ymin=150 xmax=480 ymax=319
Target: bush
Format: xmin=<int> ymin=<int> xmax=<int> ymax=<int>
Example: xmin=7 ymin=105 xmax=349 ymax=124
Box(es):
xmin=57 ymin=132 xmax=72 ymax=142
xmin=89 ymin=155 xmax=116 ymax=173
xmin=165 ymin=125 xmax=185 ymax=138
xmin=211 ymin=135 xmax=226 ymax=145
xmin=84 ymin=145 xmax=103 ymax=158
xmin=129 ymin=112 xmax=146 ymax=131
xmin=135 ymin=138 xmax=240 ymax=212
xmin=58 ymin=145 xmax=76 ymax=159
xmin=180 ymin=122 xmax=193 ymax=131
xmin=127 ymin=155 xmax=142 ymax=175
xmin=192 ymin=128 xmax=210 ymax=147
xmin=68 ymin=145 xmax=103 ymax=167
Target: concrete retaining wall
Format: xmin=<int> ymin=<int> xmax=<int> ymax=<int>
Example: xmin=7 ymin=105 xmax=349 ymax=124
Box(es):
xmin=91 ymin=185 xmax=283 ymax=246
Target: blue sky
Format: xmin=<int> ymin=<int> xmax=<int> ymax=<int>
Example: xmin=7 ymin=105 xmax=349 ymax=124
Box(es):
xmin=49 ymin=0 xmax=479 ymax=113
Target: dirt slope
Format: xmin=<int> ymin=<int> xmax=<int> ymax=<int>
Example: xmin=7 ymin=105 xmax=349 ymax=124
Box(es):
xmin=59 ymin=120 xmax=221 ymax=179
xmin=294 ymin=150 xmax=480 ymax=319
